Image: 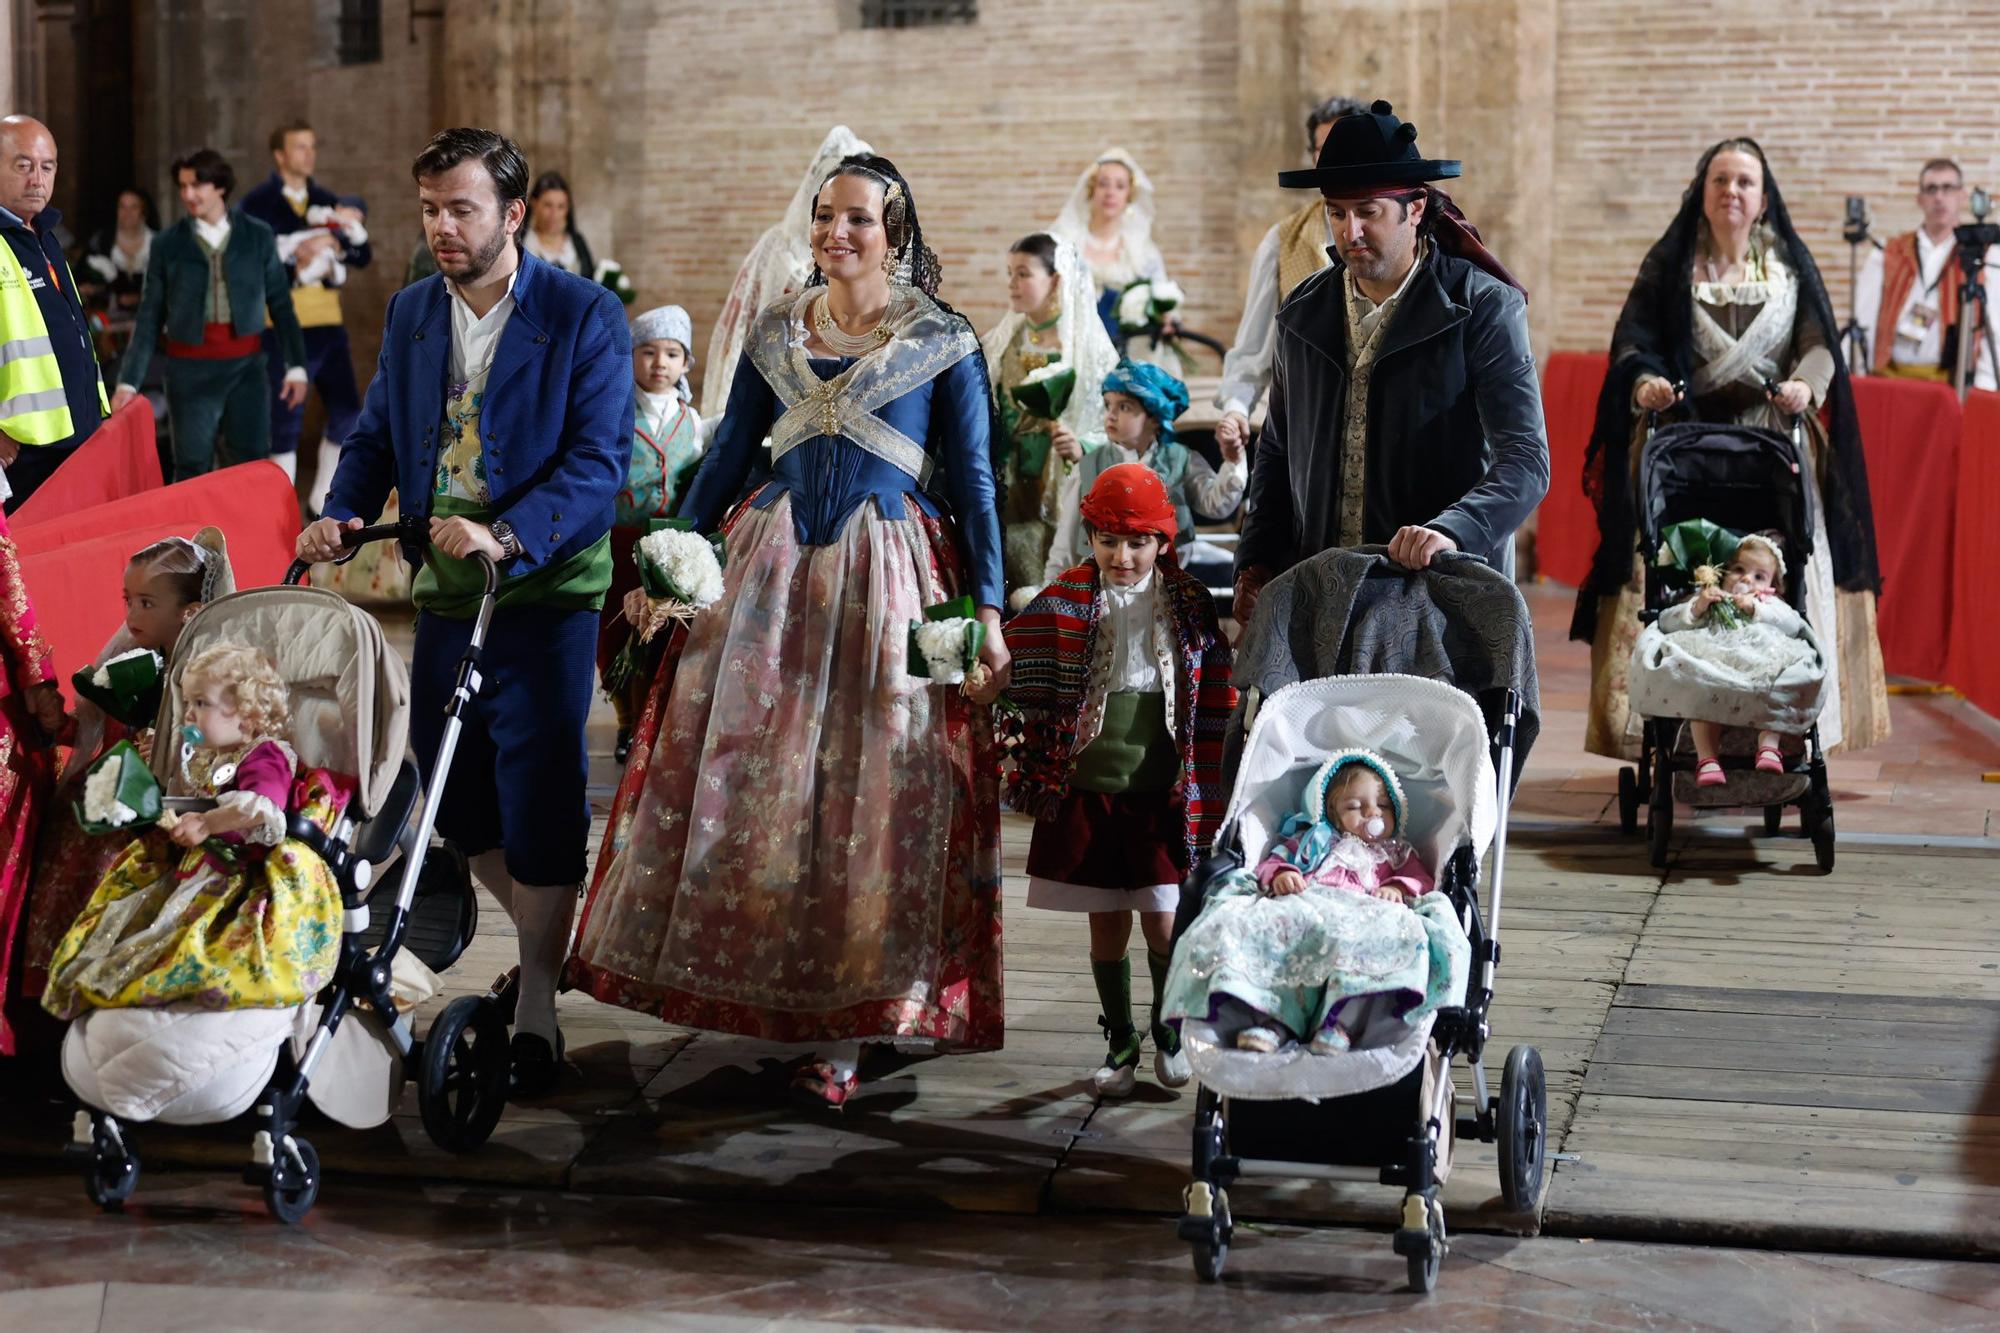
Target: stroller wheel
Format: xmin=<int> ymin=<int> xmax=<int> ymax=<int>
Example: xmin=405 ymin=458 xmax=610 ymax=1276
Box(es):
xmin=1498 ymin=1045 xmax=1548 ymax=1214
xmin=1763 ymin=805 xmax=1783 ymax=836
xmin=83 ymin=1147 xmax=139 ymax=1213
xmin=1617 ymin=767 xmax=1639 ymax=834
xmin=419 ymin=994 xmax=511 ymax=1152
xmin=1395 ymin=1193 xmax=1446 ymax=1294
xmin=1811 ymin=807 xmax=1837 ymax=872
xmin=1647 ymin=796 xmax=1673 ymax=869
xmin=263 ymin=1137 xmax=320 ymax=1225
xmin=1181 ymin=1181 xmax=1230 ymax=1283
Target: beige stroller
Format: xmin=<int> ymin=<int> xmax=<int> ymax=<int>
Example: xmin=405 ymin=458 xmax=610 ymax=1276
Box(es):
xmin=63 ymin=528 xmax=505 ymax=1222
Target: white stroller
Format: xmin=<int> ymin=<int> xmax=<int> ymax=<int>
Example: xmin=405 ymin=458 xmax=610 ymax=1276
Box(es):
xmin=1173 ymin=674 xmax=1545 ymax=1293
xmin=61 ymin=526 xmax=511 ymax=1222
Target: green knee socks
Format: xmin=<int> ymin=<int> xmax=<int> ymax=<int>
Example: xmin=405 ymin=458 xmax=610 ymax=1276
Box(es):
xmin=1091 ymin=956 xmax=1140 ymax=1063
xmin=1147 ymin=948 xmax=1180 ymax=1054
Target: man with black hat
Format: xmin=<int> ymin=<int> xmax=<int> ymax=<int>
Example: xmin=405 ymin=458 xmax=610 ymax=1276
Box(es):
xmin=1233 ymin=100 xmax=1548 ymax=624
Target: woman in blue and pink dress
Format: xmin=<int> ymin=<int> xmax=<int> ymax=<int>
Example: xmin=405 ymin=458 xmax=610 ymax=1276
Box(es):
xmin=568 ymin=155 xmax=1010 ymax=1109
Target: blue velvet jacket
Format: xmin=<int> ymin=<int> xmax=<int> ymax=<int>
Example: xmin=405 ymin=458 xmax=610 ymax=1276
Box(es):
xmin=239 ymin=171 xmax=375 ymax=277
xmin=678 ymin=346 xmax=1005 ymax=609
xmin=325 ymin=251 xmax=632 ymax=577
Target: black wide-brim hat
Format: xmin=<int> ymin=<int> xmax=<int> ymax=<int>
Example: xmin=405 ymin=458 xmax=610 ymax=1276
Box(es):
xmin=1277 ymin=99 xmax=1461 ymax=192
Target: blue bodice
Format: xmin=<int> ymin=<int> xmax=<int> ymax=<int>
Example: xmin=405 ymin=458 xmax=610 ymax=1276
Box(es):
xmin=678 ymin=347 xmax=1005 ymax=608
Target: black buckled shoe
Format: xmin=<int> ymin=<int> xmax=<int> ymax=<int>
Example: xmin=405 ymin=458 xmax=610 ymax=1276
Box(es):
xmin=508 ymin=1031 xmax=566 ymax=1099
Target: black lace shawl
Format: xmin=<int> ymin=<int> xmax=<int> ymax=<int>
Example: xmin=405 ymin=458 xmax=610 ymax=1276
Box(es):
xmin=1569 ymin=139 xmax=1881 ymax=641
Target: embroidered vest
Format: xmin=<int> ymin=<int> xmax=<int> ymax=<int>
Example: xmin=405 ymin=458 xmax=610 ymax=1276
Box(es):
xmin=1276 ymin=200 xmax=1334 ymax=304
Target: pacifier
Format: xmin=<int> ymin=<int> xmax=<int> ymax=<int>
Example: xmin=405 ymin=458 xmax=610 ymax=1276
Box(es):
xmin=1364 ymin=816 xmax=1387 ymax=839
xmin=181 ymin=723 xmax=206 ymax=747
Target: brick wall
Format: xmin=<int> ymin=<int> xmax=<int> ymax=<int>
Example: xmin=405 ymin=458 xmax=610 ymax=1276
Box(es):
xmin=591 ymin=0 xmax=1244 ymax=400
xmin=130 ymin=0 xmax=442 ymax=383
xmin=116 ymin=0 xmax=2000 ymax=389
xmin=1550 ymin=0 xmax=2000 ymax=352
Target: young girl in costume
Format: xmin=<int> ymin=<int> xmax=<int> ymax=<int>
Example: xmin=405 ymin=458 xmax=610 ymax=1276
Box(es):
xmin=1009 ymin=463 xmax=1234 ymax=1096
xmin=1162 ymin=751 xmax=1469 ymax=1054
xmin=42 ymin=643 xmax=342 ymax=1018
xmin=1041 ymin=359 xmax=1244 ymax=584
xmin=599 ymin=305 xmax=705 ymax=759
xmin=1627 ymin=530 xmax=1825 ymax=785
xmin=21 ymin=529 xmax=234 ymax=1002
xmin=981 ymin=233 xmax=1118 ymax=605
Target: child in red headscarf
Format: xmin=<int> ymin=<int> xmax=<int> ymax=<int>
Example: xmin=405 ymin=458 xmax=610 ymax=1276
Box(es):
xmin=1006 ymin=462 xmax=1235 ymax=1097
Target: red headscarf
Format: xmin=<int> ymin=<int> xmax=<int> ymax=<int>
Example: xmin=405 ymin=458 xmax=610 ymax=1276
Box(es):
xmin=1080 ymin=462 xmax=1177 ymax=544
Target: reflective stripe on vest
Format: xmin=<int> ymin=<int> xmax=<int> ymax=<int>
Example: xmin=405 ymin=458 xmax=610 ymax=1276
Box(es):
xmin=0 ymin=237 xmax=101 ymax=445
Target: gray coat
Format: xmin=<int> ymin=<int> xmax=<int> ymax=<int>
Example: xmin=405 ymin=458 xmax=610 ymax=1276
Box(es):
xmin=1237 ymin=249 xmax=1550 ymax=577
xmin=1225 ymin=547 xmax=1541 ymax=786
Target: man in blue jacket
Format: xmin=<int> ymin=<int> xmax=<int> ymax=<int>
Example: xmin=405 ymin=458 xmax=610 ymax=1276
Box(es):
xmin=298 ymin=127 xmax=630 ymax=1096
xmin=239 ymin=120 xmax=372 ymax=504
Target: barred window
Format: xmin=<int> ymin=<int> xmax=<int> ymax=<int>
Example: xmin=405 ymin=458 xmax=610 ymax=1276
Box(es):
xmin=337 ymin=0 xmax=383 ymax=65
xmin=860 ymin=0 xmax=977 ymax=29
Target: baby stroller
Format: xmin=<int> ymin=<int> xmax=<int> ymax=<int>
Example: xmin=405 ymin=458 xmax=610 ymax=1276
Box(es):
xmin=1611 ymin=420 xmax=1836 ymax=871
xmin=62 ymin=523 xmax=517 ymax=1221
xmin=1173 ymin=674 xmax=1540 ymax=1293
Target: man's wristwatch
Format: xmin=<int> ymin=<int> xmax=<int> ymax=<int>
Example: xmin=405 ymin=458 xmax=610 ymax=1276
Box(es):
xmin=488 ymin=519 xmax=522 ymax=560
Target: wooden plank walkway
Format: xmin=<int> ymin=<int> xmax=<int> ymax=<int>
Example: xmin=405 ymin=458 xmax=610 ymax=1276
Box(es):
xmin=1547 ymin=837 xmax=2000 ymax=1257
xmin=9 ymin=592 xmax=2000 ymax=1261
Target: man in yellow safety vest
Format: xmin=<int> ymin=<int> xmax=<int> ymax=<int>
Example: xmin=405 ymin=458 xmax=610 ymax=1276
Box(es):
xmin=0 ymin=114 xmax=109 ymax=512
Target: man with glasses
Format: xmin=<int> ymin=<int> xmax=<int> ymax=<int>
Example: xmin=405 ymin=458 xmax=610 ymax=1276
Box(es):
xmin=1855 ymin=158 xmax=2000 ymax=390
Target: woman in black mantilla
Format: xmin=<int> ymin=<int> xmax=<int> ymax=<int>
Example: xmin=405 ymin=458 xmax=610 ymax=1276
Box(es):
xmin=1572 ymin=137 xmax=1888 ymax=759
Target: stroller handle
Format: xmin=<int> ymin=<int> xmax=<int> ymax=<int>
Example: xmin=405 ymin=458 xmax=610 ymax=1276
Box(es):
xmin=284 ymin=517 xmax=501 ymax=600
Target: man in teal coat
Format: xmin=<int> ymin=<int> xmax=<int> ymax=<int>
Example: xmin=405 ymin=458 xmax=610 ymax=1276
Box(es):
xmin=114 ymin=148 xmax=307 ymax=480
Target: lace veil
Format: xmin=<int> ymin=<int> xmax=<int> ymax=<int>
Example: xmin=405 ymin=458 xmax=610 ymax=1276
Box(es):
xmin=980 ymin=236 xmax=1120 ymax=442
xmin=1051 ymin=147 xmax=1161 ymax=274
xmin=701 ymin=125 xmax=874 ymax=423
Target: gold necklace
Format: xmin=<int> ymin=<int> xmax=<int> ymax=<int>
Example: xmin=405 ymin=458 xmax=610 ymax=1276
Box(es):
xmin=813 ymin=293 xmax=893 ymax=356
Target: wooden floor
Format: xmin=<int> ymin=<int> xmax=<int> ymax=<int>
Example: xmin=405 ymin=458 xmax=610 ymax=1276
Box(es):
xmin=1549 ymin=836 xmax=2000 ymax=1256
xmin=8 ymin=592 xmax=2000 ymax=1261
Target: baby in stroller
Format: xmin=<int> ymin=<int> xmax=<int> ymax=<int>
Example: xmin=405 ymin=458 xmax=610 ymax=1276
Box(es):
xmin=43 ymin=643 xmax=343 ymax=1018
xmin=1630 ymin=526 xmax=1824 ymax=786
xmin=1163 ymin=748 xmax=1468 ymax=1060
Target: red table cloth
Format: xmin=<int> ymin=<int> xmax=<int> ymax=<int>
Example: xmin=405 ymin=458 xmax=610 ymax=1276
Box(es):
xmin=1851 ymin=376 xmax=1961 ymax=681
xmin=10 ymin=398 xmax=161 ymax=530
xmin=17 ymin=462 xmax=302 ymax=697
xmin=1947 ymin=390 xmax=2000 ymax=718
xmin=1532 ymin=350 xmax=1610 ymax=588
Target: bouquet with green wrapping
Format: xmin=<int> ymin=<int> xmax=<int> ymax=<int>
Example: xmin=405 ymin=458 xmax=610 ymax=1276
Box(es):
xmin=1009 ymin=359 xmax=1075 ymax=423
xmin=1655 ymin=518 xmax=1747 ymax=628
xmin=605 ymin=519 xmax=729 ymax=700
xmin=75 ymin=740 xmax=162 ymax=835
xmin=908 ymin=594 xmax=987 ymax=687
xmin=72 ymin=648 xmax=164 ymax=728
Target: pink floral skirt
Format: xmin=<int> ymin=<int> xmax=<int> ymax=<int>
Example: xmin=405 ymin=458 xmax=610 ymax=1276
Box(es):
xmin=566 ymin=493 xmax=1004 ymax=1050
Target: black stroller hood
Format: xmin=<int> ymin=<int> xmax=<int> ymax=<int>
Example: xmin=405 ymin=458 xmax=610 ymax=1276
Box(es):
xmin=1636 ymin=422 xmax=1814 ymax=572
xmin=1226 ymin=546 xmax=1539 ymax=785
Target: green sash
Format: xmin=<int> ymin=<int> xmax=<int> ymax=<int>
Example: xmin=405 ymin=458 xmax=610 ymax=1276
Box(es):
xmin=1070 ymin=691 xmax=1178 ymax=794
xmin=414 ymin=494 xmax=613 ymax=618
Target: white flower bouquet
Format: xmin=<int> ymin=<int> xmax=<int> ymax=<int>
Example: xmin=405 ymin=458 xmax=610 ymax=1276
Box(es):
xmin=76 ymin=740 xmax=162 ymax=835
xmin=606 ymin=520 xmax=730 ymax=701
xmin=908 ymin=595 xmax=987 ymax=687
xmin=594 ymin=258 xmax=638 ymax=306
xmin=637 ymin=521 xmax=727 ymax=612
xmin=72 ymin=647 xmax=164 ymax=727
xmin=1115 ymin=278 xmax=1184 ymax=335
xmin=1009 ymin=359 xmax=1076 ymax=423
